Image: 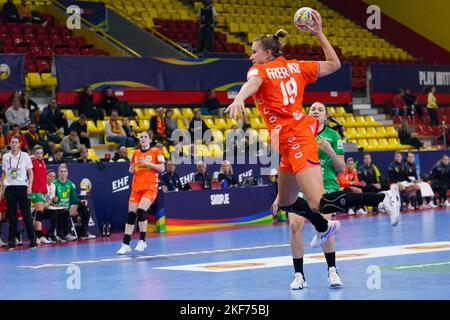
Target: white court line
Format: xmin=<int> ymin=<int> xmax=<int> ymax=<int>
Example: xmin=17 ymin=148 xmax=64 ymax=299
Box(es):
xmin=154 ymin=241 xmax=450 ymax=272
xmin=19 ymin=244 xmax=290 ymax=269
xmin=393 ymin=261 xmax=450 ymax=270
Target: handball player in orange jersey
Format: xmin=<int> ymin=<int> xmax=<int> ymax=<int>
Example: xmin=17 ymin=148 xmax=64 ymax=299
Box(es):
xmin=117 ymin=131 xmax=165 ymax=254
xmin=225 ymin=10 xmax=341 ymax=246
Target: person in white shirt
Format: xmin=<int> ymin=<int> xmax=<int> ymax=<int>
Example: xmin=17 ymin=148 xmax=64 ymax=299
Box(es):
xmin=0 ymin=136 xmax=36 ymax=250
xmin=5 ymin=98 xmax=30 ymax=129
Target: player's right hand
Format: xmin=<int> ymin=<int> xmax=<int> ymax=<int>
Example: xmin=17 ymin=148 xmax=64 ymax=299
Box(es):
xmin=129 ymin=166 xmax=135 ymax=174
xmin=225 ymin=99 xmax=246 ymax=119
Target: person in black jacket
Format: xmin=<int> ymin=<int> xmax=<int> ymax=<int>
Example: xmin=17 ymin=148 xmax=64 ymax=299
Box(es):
xmin=429 ymin=154 xmax=450 ymax=207
xmin=101 ymin=87 xmax=118 ymax=116
xmin=79 ymin=86 xmax=104 ymax=125
xmin=398 ymin=121 xmax=423 ymax=150
xmin=39 ymin=98 xmax=68 ymax=143
xmin=2 ymin=0 xmax=19 ymax=22
xmin=23 ymin=122 xmax=53 ymax=155
xmin=160 ymin=159 xmax=184 ymax=192
xmin=357 ymin=153 xmax=383 ymax=193
xmin=189 ymin=110 xmax=208 ymax=140
xmin=68 ymin=114 xmax=90 ymax=149
xmin=194 ymin=160 xmax=211 ymax=188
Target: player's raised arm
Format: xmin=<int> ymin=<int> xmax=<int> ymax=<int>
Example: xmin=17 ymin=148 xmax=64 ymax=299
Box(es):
xmin=225 ymin=75 xmax=263 ymax=119
xmin=308 ymin=10 xmax=341 ymax=77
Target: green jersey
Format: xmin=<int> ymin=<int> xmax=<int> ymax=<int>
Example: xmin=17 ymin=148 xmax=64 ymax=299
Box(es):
xmin=317 ymin=126 xmax=345 ymax=193
xmin=53 ymin=179 xmax=80 ymax=208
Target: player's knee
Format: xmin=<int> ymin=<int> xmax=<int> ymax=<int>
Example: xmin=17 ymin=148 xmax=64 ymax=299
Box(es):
xmin=35 ymin=210 xmax=43 ymax=222
xmin=289 ymin=218 xmax=305 ymax=233
xmin=137 ymin=208 xmax=147 ymax=222
xmin=127 ymin=211 xmax=137 ymax=224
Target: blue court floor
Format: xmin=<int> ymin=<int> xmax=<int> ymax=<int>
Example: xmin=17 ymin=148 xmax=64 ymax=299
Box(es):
xmin=1 ymin=209 xmax=450 ymax=300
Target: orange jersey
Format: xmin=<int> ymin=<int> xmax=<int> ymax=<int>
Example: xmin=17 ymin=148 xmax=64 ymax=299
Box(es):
xmin=130 ymin=147 xmax=165 ymax=191
xmin=247 ymin=56 xmax=319 ymax=143
xmin=337 ymin=168 xmax=361 ymax=188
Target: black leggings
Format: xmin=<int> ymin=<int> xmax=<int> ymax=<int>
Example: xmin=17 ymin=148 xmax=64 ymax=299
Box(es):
xmin=5 ymin=186 xmax=35 ymax=246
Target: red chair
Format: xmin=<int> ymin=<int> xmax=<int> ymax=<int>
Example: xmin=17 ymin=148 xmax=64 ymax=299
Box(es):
xmin=36 ymin=60 xmax=51 ymax=73
xmin=55 ymin=46 xmax=68 ymax=55
xmin=68 ymin=47 xmax=80 ymax=55
xmin=51 ymin=37 xmax=62 ymax=47
xmin=26 ymin=62 xmax=38 ymax=72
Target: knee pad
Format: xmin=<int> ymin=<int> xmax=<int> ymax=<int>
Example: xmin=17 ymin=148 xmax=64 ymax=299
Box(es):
xmin=35 ymin=210 xmax=44 ymax=222
xmin=279 ymin=197 xmax=312 ymax=214
xmin=137 ymin=208 xmax=147 ymax=222
xmin=127 ymin=211 xmax=137 ymax=225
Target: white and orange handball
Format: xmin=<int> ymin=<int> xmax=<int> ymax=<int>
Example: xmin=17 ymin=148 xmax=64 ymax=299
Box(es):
xmin=293 ymin=7 xmax=315 ymax=32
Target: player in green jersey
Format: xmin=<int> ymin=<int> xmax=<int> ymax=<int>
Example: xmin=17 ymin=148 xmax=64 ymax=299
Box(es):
xmin=272 ymin=102 xmax=401 ymax=289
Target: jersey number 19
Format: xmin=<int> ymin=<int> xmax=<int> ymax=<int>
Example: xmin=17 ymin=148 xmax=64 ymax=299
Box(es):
xmin=280 ymin=78 xmax=298 ymax=106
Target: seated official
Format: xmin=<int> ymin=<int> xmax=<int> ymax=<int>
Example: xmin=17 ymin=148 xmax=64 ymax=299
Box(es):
xmin=194 ymin=160 xmax=211 ymax=188
xmin=160 ymin=159 xmax=184 ymax=192
xmin=218 ymin=160 xmax=238 ymax=188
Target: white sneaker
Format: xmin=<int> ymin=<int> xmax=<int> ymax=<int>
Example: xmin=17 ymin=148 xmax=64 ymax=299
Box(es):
xmin=380 ymin=184 xmax=401 ymax=226
xmin=347 ymin=208 xmax=355 ymax=215
xmin=65 ymin=233 xmax=78 ymax=241
xmin=290 ymin=272 xmax=307 ymax=290
xmin=37 ymin=236 xmax=53 ymax=244
xmin=356 ymin=208 xmax=367 ymax=215
xmin=135 ymin=240 xmax=147 ymax=252
xmin=428 ymin=201 xmax=438 ymax=208
xmin=81 ymin=233 xmax=96 ymax=240
xmin=407 ymin=204 xmax=415 ymax=211
xmin=328 ymin=267 xmax=343 ymax=287
xmin=0 ymin=238 xmax=6 ymax=247
xmin=117 ymin=243 xmax=131 ymax=255
xmin=445 ymin=200 xmax=450 ymax=207
xmin=310 ymin=220 xmax=341 ymax=248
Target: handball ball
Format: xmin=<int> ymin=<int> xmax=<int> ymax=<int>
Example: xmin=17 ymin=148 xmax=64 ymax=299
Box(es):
xmin=294 ymin=7 xmax=315 ymax=32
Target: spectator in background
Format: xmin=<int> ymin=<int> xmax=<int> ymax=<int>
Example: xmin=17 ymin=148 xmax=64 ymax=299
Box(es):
xmin=197 ymin=0 xmax=217 ymax=55
xmin=403 ymin=88 xmax=419 ymax=118
xmin=39 ymin=98 xmax=68 ymax=143
xmin=194 ymin=160 xmax=211 ymax=188
xmin=79 ymin=86 xmax=104 ymax=125
xmin=5 ymin=98 xmax=30 ymax=129
xmin=388 ymin=151 xmax=419 ymax=210
xmin=24 ymin=122 xmax=53 ymax=156
xmin=61 ymin=130 xmax=81 ymax=158
xmin=112 ymin=146 xmax=129 ymax=162
xmin=6 ymin=123 xmax=28 ymax=152
xmin=337 ymin=157 xmax=363 ymax=215
xmin=101 ymin=87 xmax=118 ymax=116
xmin=404 ymin=152 xmax=436 ymax=209
xmin=165 ymin=109 xmax=178 ymax=139
xmin=426 ymin=86 xmax=439 ymax=126
xmin=398 ymin=120 xmax=423 ymax=150
xmin=48 ymin=147 xmax=65 ymax=165
xmin=218 ymin=160 xmax=238 ymax=188
xmin=160 ymin=159 xmax=183 ymax=192
xmin=105 ymin=110 xmax=134 ymax=147
xmin=68 ymin=114 xmax=90 ymax=149
xmin=429 ymin=154 xmax=450 ymax=207
xmin=391 ymin=89 xmax=405 ymax=116
xmin=203 ymin=91 xmax=224 ymax=118
xmin=21 ymin=91 xmax=39 ymax=123
xmin=76 ymin=147 xmax=92 ymax=164
xmin=357 ymin=153 xmax=384 ymax=193
xmin=189 ymin=110 xmax=208 ymax=139
xmin=0 ymin=125 xmax=7 ymax=152
xmin=150 ymin=107 xmax=169 ymax=142
xmin=2 ymin=0 xmax=19 ymax=22
xmin=121 ymin=117 xmax=138 ymax=145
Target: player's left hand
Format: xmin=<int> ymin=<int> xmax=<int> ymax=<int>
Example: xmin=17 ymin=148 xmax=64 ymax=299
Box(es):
xmin=225 ymin=98 xmax=246 ymax=119
xmin=318 ymin=138 xmax=333 ymax=155
xmin=307 ymin=10 xmax=322 ymax=35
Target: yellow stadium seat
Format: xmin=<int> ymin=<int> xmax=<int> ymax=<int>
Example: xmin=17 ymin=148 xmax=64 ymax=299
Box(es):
xmin=226 ymin=118 xmax=238 ymax=128
xmin=367 ymin=138 xmax=379 ymax=151
xmin=345 ymin=127 xmax=357 ymax=139
xmin=355 ymin=116 xmax=366 ymax=127
xmin=62 ymin=109 xmax=77 ymax=121
xmin=386 ymin=126 xmax=398 ymax=138
xmin=133 ymin=109 xmax=145 ymax=119
xmin=250 ymin=117 xmax=265 ymax=129
xmin=251 ymin=108 xmax=260 ymax=117
xmin=177 ymin=119 xmax=187 ymax=130
xmin=171 ymin=108 xmax=182 ymax=120
xmin=181 ymin=108 xmax=194 ymax=119
xmin=138 ymin=119 xmax=150 ymax=131
xmin=87 ymin=149 xmax=100 ymax=161
xmin=377 ymin=138 xmax=389 ymax=150
xmin=376 ymin=127 xmax=387 ymax=138
xmin=327 ymin=107 xmax=336 ymax=116
xmin=130 ymin=120 xmax=141 ymax=132
xmin=358 ymin=139 xmax=369 ymax=149
xmin=163 ymin=146 xmax=170 ymax=159
xmin=335 ymin=107 xmax=346 ymax=115
xmin=86 ymin=120 xmax=102 ymax=135
xmin=258 ymin=129 xmax=269 ymax=143
xmin=344 ymin=116 xmax=356 ymax=127
xmin=366 ymin=127 xmax=377 ymax=138
xmin=143 ymin=108 xmax=156 ymax=118
xmin=211 ymin=129 xmax=224 ymax=143
xmin=41 ymin=73 xmax=57 ymax=89
xmin=198 ymin=144 xmax=210 ymax=157
xmin=356 ymin=127 xmax=368 ymax=139
xmin=214 ymin=118 xmax=229 ymax=130
xmin=204 ymin=118 xmax=216 ymax=129
xmin=28 ymin=73 xmax=42 ymax=88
